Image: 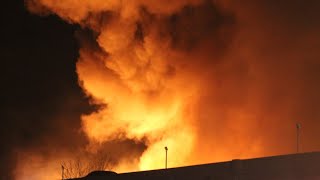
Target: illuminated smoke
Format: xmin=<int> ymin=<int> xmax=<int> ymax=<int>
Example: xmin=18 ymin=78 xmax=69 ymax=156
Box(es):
xmin=25 ymin=0 xmax=232 ymax=171
xmin=21 ymin=0 xmax=320 ymax=178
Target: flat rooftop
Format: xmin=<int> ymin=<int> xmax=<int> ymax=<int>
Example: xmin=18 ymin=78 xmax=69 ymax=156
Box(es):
xmin=73 ymin=152 xmax=320 ymax=180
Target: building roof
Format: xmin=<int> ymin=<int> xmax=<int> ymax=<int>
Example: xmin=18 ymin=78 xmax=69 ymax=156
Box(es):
xmin=71 ymin=152 xmax=320 ymax=180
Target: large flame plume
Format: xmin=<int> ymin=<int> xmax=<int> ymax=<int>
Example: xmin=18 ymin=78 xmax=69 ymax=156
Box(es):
xmin=26 ymin=0 xmax=225 ymax=171
xmin=19 ymin=0 xmax=320 ymax=179
xmin=67 ymin=0 xmax=207 ymax=170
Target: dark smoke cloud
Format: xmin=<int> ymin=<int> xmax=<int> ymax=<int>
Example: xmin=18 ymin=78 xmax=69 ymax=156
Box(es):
xmin=1 ymin=1 xmax=91 ymax=179
xmin=192 ymin=0 xmax=320 ymax=163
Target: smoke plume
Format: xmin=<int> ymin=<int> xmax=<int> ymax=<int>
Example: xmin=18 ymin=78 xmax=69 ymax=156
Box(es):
xmin=18 ymin=0 xmax=320 ymax=179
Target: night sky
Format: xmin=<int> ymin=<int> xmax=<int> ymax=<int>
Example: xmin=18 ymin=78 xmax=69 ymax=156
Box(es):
xmin=1 ymin=1 xmax=91 ymax=179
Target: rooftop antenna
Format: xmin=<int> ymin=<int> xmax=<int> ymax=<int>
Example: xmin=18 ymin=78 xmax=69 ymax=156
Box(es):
xmin=296 ymin=123 xmax=301 ymax=153
xmin=164 ymin=146 xmax=168 ymax=169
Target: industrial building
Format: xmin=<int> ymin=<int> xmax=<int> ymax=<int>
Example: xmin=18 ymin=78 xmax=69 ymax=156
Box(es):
xmin=71 ymin=152 xmax=320 ymax=180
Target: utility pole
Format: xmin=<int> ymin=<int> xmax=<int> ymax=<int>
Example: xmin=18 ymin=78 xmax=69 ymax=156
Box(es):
xmin=164 ymin=146 xmax=168 ymax=169
xmin=296 ymin=123 xmax=301 ymax=153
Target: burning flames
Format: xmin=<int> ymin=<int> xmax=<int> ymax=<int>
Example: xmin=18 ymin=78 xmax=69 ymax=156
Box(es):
xmin=18 ymin=0 xmax=319 ymax=179
xmin=76 ymin=13 xmax=200 ymax=170
xmin=26 ymin=0 xmax=209 ymax=172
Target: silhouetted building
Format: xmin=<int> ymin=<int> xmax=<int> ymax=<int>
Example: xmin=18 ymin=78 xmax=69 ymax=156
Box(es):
xmin=70 ymin=152 xmax=320 ymax=180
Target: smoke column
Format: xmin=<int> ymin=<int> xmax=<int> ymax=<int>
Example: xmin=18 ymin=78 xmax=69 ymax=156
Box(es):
xmin=19 ymin=0 xmax=320 ymax=179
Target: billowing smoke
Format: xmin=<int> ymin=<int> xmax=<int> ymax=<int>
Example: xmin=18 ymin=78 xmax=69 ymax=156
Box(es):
xmin=18 ymin=0 xmax=320 ymax=179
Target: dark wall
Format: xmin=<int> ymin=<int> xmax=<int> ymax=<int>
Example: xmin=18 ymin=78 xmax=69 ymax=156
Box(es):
xmin=77 ymin=152 xmax=320 ymax=180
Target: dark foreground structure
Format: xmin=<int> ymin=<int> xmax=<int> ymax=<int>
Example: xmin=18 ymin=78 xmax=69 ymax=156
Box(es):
xmin=71 ymin=152 xmax=320 ymax=180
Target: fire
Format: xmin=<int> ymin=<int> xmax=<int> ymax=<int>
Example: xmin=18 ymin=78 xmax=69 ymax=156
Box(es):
xmin=77 ymin=38 xmax=199 ymax=170
xmin=23 ymin=0 xmax=259 ymax=173
xmin=69 ymin=0 xmax=204 ymax=170
xmin=20 ymin=0 xmax=315 ymax=179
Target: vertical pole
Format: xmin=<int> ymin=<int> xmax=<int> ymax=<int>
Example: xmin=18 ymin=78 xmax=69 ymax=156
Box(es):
xmin=165 ymin=146 xmax=168 ymax=169
xmin=61 ymin=165 xmax=64 ymax=180
xmin=296 ymin=123 xmax=301 ymax=153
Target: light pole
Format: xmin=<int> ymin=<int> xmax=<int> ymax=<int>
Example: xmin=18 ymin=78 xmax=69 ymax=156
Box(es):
xmin=296 ymin=123 xmax=301 ymax=153
xmin=61 ymin=165 xmax=64 ymax=180
xmin=164 ymin=146 xmax=168 ymax=169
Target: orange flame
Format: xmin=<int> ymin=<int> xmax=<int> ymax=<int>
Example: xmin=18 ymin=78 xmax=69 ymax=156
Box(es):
xmin=77 ymin=38 xmax=199 ymax=170
xmin=23 ymin=0 xmax=264 ymax=173
xmin=20 ymin=0 xmax=319 ymax=179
